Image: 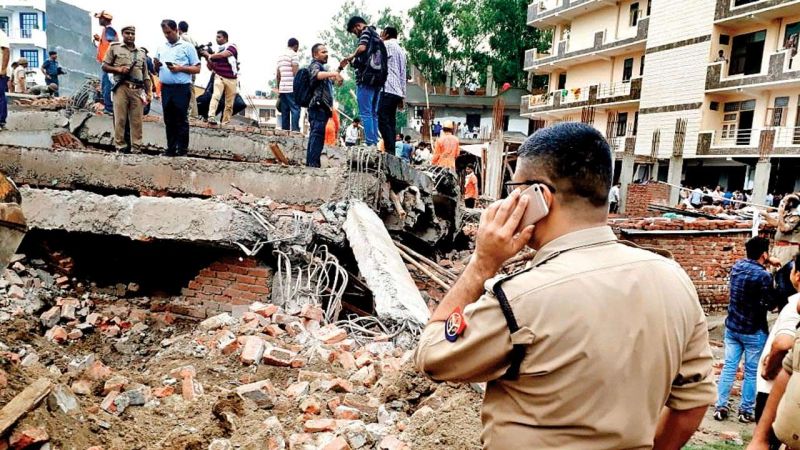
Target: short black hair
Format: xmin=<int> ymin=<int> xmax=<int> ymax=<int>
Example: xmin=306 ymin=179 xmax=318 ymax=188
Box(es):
xmin=311 ymin=43 xmax=325 ymax=57
xmin=518 ymin=122 xmax=612 ymax=207
xmin=466 ymin=164 xmax=475 ymax=170
xmin=288 ymin=38 xmax=299 ymax=48
xmin=48 ymin=50 xmax=57 ymax=56
xmin=353 ymin=117 xmax=361 ymax=123
xmin=384 ymin=27 xmax=398 ymax=39
xmin=745 ymin=236 xmax=770 ymax=260
xmin=404 ymin=135 xmax=411 ymax=142
xmin=178 ymin=21 xmax=189 ymax=33
xmin=161 ymin=20 xmax=178 ymax=31
xmin=347 ymin=16 xmax=367 ymax=32
xmin=217 ymin=30 xmax=228 ymax=40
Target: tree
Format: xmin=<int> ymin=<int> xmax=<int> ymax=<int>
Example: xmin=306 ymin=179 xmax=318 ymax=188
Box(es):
xmin=451 ymin=0 xmax=487 ymax=87
xmin=406 ymin=0 xmax=455 ymax=86
xmin=479 ymin=0 xmax=551 ymax=87
xmin=376 ymin=7 xmax=407 ymax=39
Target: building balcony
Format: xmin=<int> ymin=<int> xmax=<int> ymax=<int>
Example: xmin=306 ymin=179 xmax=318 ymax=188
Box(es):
xmin=6 ymin=27 xmax=46 ymax=48
xmin=521 ymin=77 xmax=642 ymax=117
xmin=527 ymin=0 xmax=617 ymax=27
xmin=697 ymin=126 xmax=800 ymax=156
xmin=715 ymin=0 xmax=800 ymax=26
xmin=524 ymin=17 xmax=648 ymax=73
xmin=706 ymin=49 xmax=800 ymax=93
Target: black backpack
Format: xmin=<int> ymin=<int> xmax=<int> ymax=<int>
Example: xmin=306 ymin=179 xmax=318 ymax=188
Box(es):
xmin=353 ymin=28 xmax=388 ymax=88
xmin=293 ymin=65 xmax=316 ymax=108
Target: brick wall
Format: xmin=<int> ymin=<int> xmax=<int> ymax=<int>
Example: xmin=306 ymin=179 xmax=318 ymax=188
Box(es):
xmin=625 ymin=183 xmax=670 ymax=217
xmin=614 ymin=218 xmax=774 ymax=310
xmin=165 ymin=256 xmax=272 ymax=319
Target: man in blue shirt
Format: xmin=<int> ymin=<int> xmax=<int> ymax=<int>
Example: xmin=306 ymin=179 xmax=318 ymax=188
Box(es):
xmin=40 ymin=51 xmax=65 ymax=96
xmin=715 ymin=236 xmax=782 ymax=423
xmin=153 ymin=20 xmax=200 ymax=157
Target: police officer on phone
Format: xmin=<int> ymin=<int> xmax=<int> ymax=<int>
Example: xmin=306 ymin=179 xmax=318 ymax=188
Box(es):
xmin=415 ymin=122 xmax=716 ymax=450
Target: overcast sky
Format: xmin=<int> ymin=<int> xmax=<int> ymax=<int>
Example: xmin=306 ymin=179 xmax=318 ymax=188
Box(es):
xmin=62 ymin=0 xmax=419 ymax=93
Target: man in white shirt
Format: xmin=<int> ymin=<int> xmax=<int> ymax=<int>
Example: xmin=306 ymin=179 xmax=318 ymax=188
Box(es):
xmin=755 ymin=256 xmax=799 ymax=449
xmin=378 ymin=27 xmax=407 ymax=152
xmin=276 ymin=38 xmax=300 ymax=132
xmin=345 ymin=118 xmax=361 ymax=146
xmin=691 ymin=186 xmax=703 ymax=207
xmin=608 ymin=183 xmax=620 ymax=213
xmin=0 ymin=29 xmax=9 ymax=129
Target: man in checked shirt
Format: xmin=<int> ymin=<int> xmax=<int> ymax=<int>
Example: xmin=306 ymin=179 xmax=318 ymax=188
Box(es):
xmin=714 ymin=236 xmax=783 ymax=423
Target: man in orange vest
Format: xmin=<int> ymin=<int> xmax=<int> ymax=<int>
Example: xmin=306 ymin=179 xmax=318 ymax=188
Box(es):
xmin=432 ymin=120 xmax=459 ymax=170
xmin=464 ymin=164 xmax=479 ymax=208
xmin=93 ymin=10 xmax=118 ymax=114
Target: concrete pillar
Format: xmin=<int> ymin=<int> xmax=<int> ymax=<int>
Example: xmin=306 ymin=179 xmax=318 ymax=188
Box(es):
xmin=752 ymin=159 xmax=772 ymax=207
xmin=667 ymin=156 xmax=684 ymax=205
xmin=619 ymin=152 xmax=636 ymax=214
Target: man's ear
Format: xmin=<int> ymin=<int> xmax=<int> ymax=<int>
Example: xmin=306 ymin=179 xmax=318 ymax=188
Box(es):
xmin=541 ymin=184 xmax=555 ymax=210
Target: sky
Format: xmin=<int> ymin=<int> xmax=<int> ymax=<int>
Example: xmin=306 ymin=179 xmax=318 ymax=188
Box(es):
xmin=62 ymin=0 xmax=419 ymax=93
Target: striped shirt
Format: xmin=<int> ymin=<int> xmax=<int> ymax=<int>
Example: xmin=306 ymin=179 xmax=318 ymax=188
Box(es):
xmin=383 ymin=38 xmax=406 ymax=98
xmin=211 ymin=43 xmax=238 ymax=79
xmin=277 ymin=49 xmax=299 ymax=93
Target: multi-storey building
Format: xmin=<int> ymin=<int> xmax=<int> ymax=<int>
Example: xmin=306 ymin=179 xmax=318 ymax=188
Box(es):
xmin=0 ymin=0 xmax=96 ymax=94
xmin=523 ymin=0 xmax=800 ymax=209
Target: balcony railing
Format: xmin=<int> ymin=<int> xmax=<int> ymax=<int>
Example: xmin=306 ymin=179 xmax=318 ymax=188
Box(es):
xmin=706 ymin=49 xmax=800 ymax=91
xmin=773 ymin=126 xmax=800 ymax=147
xmin=597 ymin=80 xmax=633 ymax=99
xmin=520 ymin=78 xmax=641 ymax=115
xmin=5 ymin=27 xmax=45 ymax=42
xmin=713 ymin=128 xmax=759 ymax=147
xmin=716 ymin=0 xmax=800 ymax=22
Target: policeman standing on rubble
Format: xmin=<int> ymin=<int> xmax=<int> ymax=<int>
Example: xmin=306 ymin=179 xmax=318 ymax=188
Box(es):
xmin=415 ymin=122 xmax=716 ymax=449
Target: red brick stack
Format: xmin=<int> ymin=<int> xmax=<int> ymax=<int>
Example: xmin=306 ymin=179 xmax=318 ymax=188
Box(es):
xmin=625 ymin=183 xmax=671 ymax=217
xmin=180 ymin=256 xmax=273 ymax=318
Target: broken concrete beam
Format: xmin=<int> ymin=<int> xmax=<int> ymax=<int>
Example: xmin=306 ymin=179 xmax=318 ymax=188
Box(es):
xmin=20 ymin=187 xmax=265 ymax=246
xmin=0 ymin=110 xmax=69 ymax=148
xmin=343 ymin=201 xmax=430 ymax=326
xmin=72 ymin=114 xmax=308 ymax=164
xmin=0 ymin=146 xmax=347 ymax=204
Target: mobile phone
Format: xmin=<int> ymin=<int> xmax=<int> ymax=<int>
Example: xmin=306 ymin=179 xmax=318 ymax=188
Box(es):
xmin=517 ymin=184 xmax=550 ymax=230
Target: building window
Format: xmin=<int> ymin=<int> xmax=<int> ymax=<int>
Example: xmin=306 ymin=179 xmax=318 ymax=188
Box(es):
xmin=616 ymin=112 xmax=628 ymax=137
xmin=0 ymin=17 xmax=8 ymax=35
xmin=557 ymin=73 xmax=566 ymax=90
xmin=20 ymin=49 xmax=38 ymax=69
xmin=629 ymin=3 xmax=640 ymax=27
xmin=639 ymin=55 xmax=645 ymax=76
xmin=19 ymin=13 xmax=38 ymax=39
xmin=503 ymin=115 xmax=509 ymax=132
xmin=734 ymin=0 xmax=760 ymax=5
xmin=646 ymin=0 xmax=651 ymax=16
xmin=466 ymin=113 xmax=481 ymax=132
xmin=622 ymin=58 xmax=634 ymax=82
xmin=729 ymin=30 xmax=766 ymax=76
xmin=259 ymin=108 xmax=276 ymax=121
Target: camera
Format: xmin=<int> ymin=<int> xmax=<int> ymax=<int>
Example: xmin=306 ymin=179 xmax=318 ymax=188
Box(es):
xmin=195 ymin=43 xmax=214 ymax=58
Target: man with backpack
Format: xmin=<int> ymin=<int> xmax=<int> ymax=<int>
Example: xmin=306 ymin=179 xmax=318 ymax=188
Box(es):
xmin=339 ymin=16 xmax=387 ymax=147
xmin=294 ymin=44 xmax=343 ymax=167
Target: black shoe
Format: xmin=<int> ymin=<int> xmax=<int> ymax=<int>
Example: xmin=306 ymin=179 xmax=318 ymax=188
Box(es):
xmin=175 ymin=149 xmax=187 ymax=157
xmin=119 ymin=147 xmax=131 ymax=154
xmin=713 ymin=407 xmax=728 ymax=421
xmin=738 ymin=412 xmax=755 ymax=423
xmin=164 ymin=150 xmax=177 ymax=157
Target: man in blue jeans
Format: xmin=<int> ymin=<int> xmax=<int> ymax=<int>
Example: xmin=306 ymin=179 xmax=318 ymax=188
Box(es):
xmin=0 ymin=29 xmax=9 ymax=129
xmin=340 ymin=16 xmax=384 ymax=147
xmin=276 ymin=38 xmax=301 ymax=131
xmin=715 ymin=236 xmax=782 ymax=423
xmin=306 ymin=44 xmax=343 ymax=167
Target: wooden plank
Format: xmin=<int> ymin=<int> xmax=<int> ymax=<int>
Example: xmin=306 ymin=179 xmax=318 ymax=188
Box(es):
xmin=0 ymin=378 xmax=52 ymax=435
xmin=268 ymin=143 xmax=290 ymax=165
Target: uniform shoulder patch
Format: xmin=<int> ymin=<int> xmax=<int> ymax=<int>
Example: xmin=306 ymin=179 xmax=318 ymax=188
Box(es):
xmin=444 ymin=306 xmax=467 ymax=342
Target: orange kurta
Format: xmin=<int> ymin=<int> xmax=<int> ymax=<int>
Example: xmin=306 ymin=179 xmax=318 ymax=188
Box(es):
xmin=325 ymin=110 xmax=340 ymax=146
xmin=432 ymin=134 xmax=459 ymax=169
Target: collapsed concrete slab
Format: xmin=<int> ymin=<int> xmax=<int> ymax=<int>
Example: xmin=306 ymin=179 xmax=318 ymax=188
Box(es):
xmin=343 ymin=201 xmax=430 ymax=326
xmin=71 ymin=114 xmax=308 ymax=164
xmin=0 ymin=146 xmax=347 ymax=204
xmin=20 ymin=187 xmax=264 ymax=246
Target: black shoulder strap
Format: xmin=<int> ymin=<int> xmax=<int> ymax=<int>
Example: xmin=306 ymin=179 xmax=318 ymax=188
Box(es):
xmin=492 ymin=278 xmax=527 ymax=380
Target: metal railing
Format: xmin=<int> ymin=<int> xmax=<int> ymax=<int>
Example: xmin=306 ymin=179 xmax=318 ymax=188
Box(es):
xmin=5 ymin=27 xmax=43 ymax=40
xmin=713 ymin=128 xmax=759 ymax=147
xmin=558 ymin=87 xmax=589 ymax=104
xmin=525 ymin=93 xmax=555 ymax=109
xmin=773 ymin=126 xmax=800 ymax=147
xmin=596 ymin=80 xmax=633 ymax=99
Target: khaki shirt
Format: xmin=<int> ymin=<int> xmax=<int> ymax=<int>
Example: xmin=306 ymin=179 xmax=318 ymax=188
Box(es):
xmin=103 ymin=42 xmax=149 ymax=86
xmin=774 ymin=337 xmax=800 ymax=446
xmin=415 ymin=226 xmax=716 ymax=449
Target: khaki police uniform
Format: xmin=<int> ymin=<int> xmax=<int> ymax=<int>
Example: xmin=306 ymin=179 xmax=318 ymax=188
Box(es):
xmin=103 ymin=37 xmax=149 ymax=151
xmin=415 ymin=226 xmax=716 ymax=449
xmin=773 ymin=336 xmax=800 ymax=447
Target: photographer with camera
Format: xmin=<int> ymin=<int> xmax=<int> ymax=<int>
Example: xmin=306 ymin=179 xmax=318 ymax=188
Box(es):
xmin=415 ymin=122 xmax=715 ymax=449
xmin=200 ymin=30 xmax=238 ymax=126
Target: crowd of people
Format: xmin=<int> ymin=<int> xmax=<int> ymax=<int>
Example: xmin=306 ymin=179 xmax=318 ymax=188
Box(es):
xmin=678 ymin=184 xmax=791 ymax=212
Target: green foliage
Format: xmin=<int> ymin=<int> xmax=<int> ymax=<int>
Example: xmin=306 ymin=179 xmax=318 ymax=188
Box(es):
xmin=405 ymin=0 xmax=552 ymax=88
